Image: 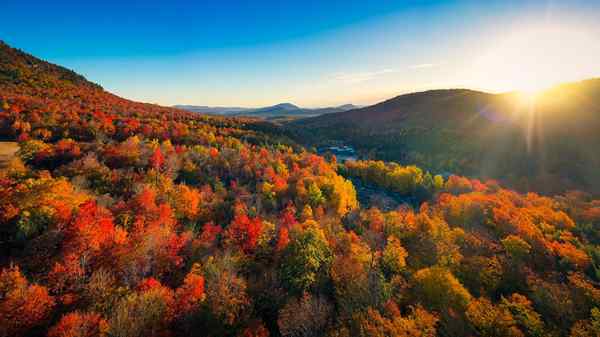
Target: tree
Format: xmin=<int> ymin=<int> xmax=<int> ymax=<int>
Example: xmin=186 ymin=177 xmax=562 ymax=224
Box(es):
xmin=107 ymin=279 xmax=174 ymax=337
xmin=307 ymin=182 xmax=325 ymax=207
xmin=570 ymin=308 xmax=600 ymax=337
xmin=0 ymin=266 xmax=55 ymax=337
xmin=279 ymin=224 xmax=332 ymax=294
xmin=502 ymin=235 xmax=531 ymax=261
xmin=278 ymin=293 xmax=332 ymax=337
xmin=149 ymin=147 xmax=164 ymax=171
xmin=412 ymin=267 xmax=472 ymax=312
xmin=382 ymin=236 xmax=408 ymax=277
xmin=501 ymin=294 xmax=544 ymax=337
xmin=466 ymin=297 xmax=522 ymax=337
xmin=204 ymin=270 xmax=250 ymax=326
xmin=225 ymin=214 xmax=264 ymax=254
xmin=175 ymin=267 xmax=206 ymax=316
xmin=48 ymin=311 xmax=108 ymax=337
xmin=65 ymin=200 xmax=123 ymax=257
xmin=240 ymin=321 xmax=270 ymax=337
xmin=349 ymin=305 xmax=438 ymax=337
xmin=173 ymin=184 xmax=201 ymax=221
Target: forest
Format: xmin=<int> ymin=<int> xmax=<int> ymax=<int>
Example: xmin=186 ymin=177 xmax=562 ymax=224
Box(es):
xmin=3 ymin=41 xmax=600 ymax=337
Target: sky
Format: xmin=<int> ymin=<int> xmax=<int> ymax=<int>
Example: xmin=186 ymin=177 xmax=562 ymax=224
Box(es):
xmin=2 ymin=0 xmax=600 ymax=107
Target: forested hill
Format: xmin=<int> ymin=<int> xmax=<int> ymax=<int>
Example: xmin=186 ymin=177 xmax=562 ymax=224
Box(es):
xmin=0 ymin=40 xmax=285 ymax=145
xmin=3 ymin=40 xmax=600 ymax=337
xmin=0 ymin=41 xmax=101 ymax=91
xmin=289 ymin=81 xmax=600 ymax=195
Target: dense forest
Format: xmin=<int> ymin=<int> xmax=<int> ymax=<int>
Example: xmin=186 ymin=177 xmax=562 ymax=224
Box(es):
xmin=3 ymin=41 xmax=600 ymax=337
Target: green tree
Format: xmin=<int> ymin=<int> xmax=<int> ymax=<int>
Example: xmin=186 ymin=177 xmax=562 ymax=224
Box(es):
xmin=412 ymin=266 xmax=472 ymax=312
xmin=279 ymin=224 xmax=332 ymax=294
xmin=381 ymin=236 xmax=408 ymax=277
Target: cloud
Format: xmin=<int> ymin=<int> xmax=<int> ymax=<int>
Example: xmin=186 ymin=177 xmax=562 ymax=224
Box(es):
xmin=409 ymin=63 xmax=436 ymax=69
xmin=331 ymin=68 xmax=397 ymax=84
xmin=332 ymin=63 xmax=443 ymax=85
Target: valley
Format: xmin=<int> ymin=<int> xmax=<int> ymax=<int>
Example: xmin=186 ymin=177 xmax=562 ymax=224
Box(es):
xmin=285 ymin=83 xmax=600 ymax=195
xmin=2 ymin=31 xmax=600 ymax=337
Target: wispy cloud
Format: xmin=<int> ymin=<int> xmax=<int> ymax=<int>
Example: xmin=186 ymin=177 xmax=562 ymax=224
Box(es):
xmin=332 ymin=62 xmax=443 ymax=85
xmin=409 ymin=63 xmax=440 ymax=69
xmin=332 ymin=68 xmax=397 ymax=84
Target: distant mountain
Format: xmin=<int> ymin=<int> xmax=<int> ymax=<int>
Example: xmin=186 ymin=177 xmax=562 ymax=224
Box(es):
xmin=239 ymin=103 xmax=302 ymax=117
xmin=173 ymin=105 xmax=250 ymax=115
xmin=288 ymin=79 xmax=600 ymax=194
xmin=175 ymin=102 xmax=360 ymax=118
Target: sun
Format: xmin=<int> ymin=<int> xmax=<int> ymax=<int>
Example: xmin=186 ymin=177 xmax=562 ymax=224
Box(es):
xmin=514 ymin=89 xmax=542 ymax=109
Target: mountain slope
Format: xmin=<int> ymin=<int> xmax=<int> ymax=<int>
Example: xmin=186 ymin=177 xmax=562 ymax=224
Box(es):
xmin=289 ymin=81 xmax=600 ymax=194
xmin=0 ymin=41 xmax=101 ymax=93
xmin=0 ymin=40 xmax=286 ymax=147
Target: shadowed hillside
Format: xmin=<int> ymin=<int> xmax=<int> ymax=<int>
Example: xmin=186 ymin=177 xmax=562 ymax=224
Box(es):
xmin=289 ymin=81 xmax=600 ymax=194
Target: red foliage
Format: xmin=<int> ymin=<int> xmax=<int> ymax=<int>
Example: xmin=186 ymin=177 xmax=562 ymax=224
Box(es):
xmin=209 ymin=147 xmax=219 ymax=158
xmin=226 ymin=214 xmax=264 ymax=253
xmin=277 ymin=227 xmax=290 ymax=251
xmin=47 ymin=253 xmax=84 ymax=302
xmin=240 ymin=321 xmax=270 ymax=337
xmin=175 ymin=272 xmax=206 ymax=315
xmin=280 ymin=204 xmax=298 ymax=229
xmin=198 ymin=222 xmax=223 ymax=247
xmin=0 ymin=266 xmax=55 ymax=336
xmin=150 ymin=147 xmax=164 ymax=171
xmin=65 ymin=200 xmax=120 ymax=254
xmin=48 ymin=311 xmax=108 ymax=337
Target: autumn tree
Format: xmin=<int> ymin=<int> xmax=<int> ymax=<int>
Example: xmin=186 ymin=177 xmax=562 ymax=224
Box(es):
xmin=412 ymin=266 xmax=472 ymax=313
xmin=466 ymin=297 xmax=522 ymax=337
xmin=278 ymin=293 xmax=333 ymax=337
xmin=107 ymin=278 xmax=174 ymax=337
xmin=279 ymin=224 xmax=332 ymax=294
xmin=48 ymin=311 xmax=108 ymax=337
xmin=381 ymin=236 xmax=408 ymax=277
xmin=501 ymin=294 xmax=545 ymax=337
xmin=0 ymin=266 xmax=55 ymax=337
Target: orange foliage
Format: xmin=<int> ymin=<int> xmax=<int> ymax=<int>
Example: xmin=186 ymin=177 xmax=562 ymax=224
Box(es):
xmin=48 ymin=311 xmax=108 ymax=337
xmin=175 ymin=271 xmax=206 ymax=315
xmin=66 ymin=200 xmax=121 ymax=254
xmin=0 ymin=266 xmax=55 ymax=336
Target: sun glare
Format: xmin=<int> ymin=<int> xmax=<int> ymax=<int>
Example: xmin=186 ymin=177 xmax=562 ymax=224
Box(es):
xmin=469 ymin=22 xmax=599 ymax=94
xmin=518 ymin=89 xmax=542 ymax=103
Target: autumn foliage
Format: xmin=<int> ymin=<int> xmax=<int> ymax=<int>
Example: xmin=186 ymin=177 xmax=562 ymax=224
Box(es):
xmin=2 ymin=40 xmax=600 ymax=337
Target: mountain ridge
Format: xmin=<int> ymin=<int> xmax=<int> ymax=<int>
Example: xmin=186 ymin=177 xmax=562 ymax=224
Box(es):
xmin=175 ymin=102 xmax=361 ymax=118
xmin=288 ymin=79 xmax=600 ymax=194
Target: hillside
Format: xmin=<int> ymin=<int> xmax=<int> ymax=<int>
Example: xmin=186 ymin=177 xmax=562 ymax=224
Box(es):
xmin=0 ymin=41 xmax=101 ymax=92
xmin=289 ymin=82 xmax=600 ymax=194
xmin=3 ymin=40 xmax=600 ymax=337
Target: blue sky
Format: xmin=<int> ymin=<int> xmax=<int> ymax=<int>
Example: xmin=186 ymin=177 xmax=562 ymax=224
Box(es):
xmin=2 ymin=0 xmax=600 ymax=107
